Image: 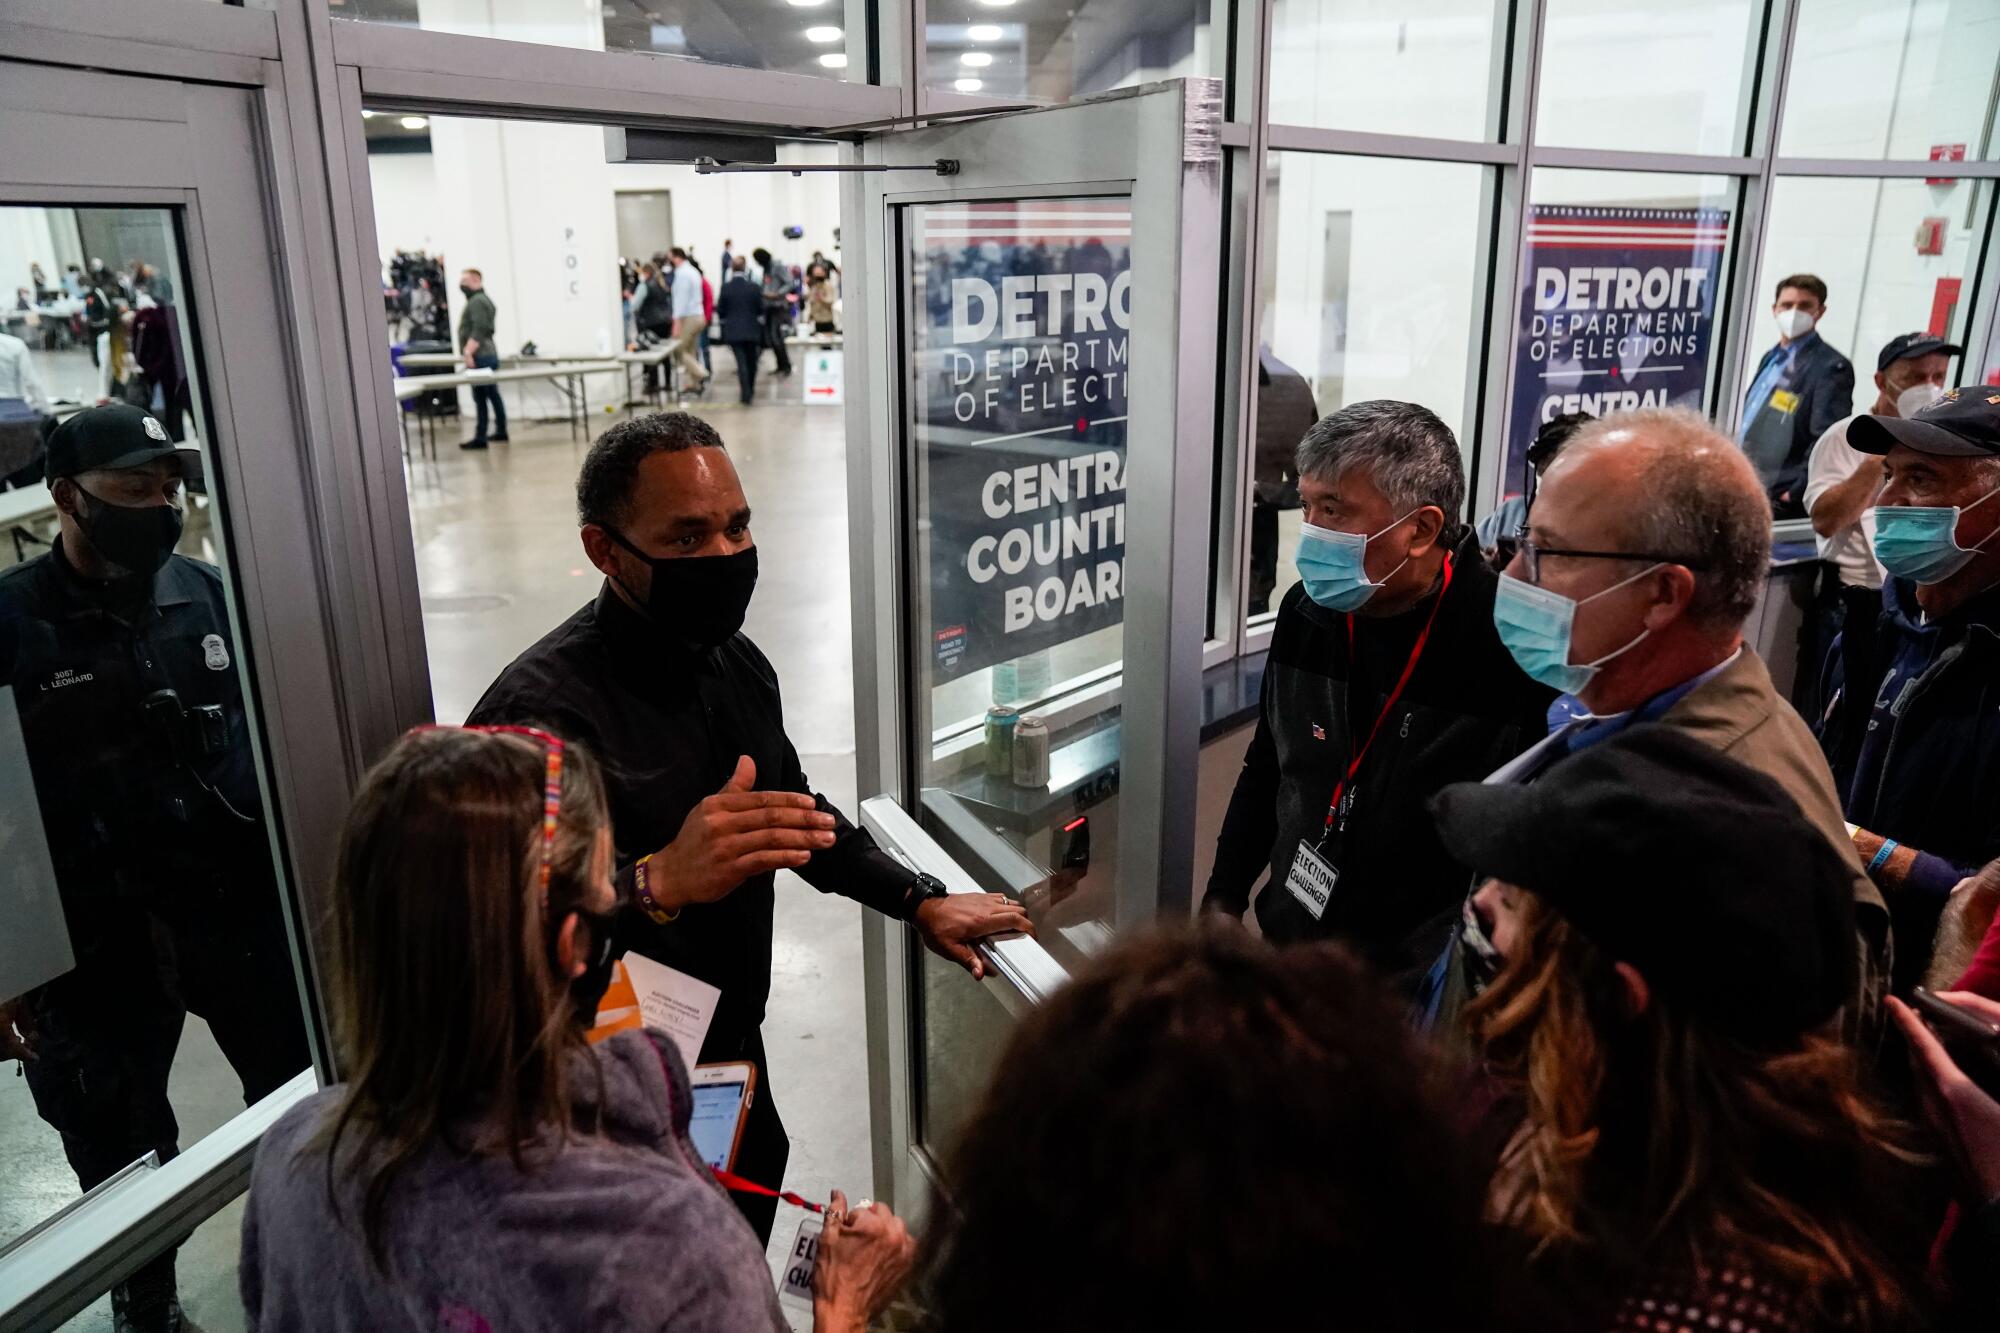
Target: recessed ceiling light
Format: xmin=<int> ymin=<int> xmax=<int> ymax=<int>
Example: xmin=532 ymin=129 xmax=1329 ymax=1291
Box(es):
xmin=785 ymin=0 xmax=830 ymax=6
xmin=818 ymin=52 xmax=848 ymax=68
xmin=955 ymin=77 xmax=984 ymax=92
xmin=960 ymin=51 xmax=993 ymax=67
xmin=400 ymin=115 xmax=429 ymax=130
xmin=968 ymin=23 xmax=1002 ymax=39
xmin=804 ymin=25 xmax=841 ymax=41
xmin=974 ymin=0 xmax=1017 ymax=6
xmin=361 ymin=109 xmax=377 ymax=119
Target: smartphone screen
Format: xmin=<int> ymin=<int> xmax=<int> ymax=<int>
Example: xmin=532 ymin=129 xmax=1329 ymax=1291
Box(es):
xmin=688 ymin=1079 xmax=750 ymax=1170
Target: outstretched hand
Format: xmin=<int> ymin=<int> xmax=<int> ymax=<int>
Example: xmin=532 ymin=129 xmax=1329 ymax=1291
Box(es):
xmin=645 ymin=756 xmax=836 ymax=913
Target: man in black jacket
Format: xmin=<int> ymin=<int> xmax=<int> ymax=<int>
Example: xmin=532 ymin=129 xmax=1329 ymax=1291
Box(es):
xmin=1740 ymin=273 xmax=1855 ymax=518
xmin=1821 ymin=388 xmax=2000 ymax=991
xmin=1202 ymin=400 xmax=1555 ymax=989
xmin=714 ymin=257 xmax=764 ymax=405
xmin=468 ymin=411 xmax=1026 ymax=1242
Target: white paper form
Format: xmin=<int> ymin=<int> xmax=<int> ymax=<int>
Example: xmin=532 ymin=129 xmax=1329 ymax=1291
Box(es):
xmin=619 ymin=951 xmax=721 ymax=1071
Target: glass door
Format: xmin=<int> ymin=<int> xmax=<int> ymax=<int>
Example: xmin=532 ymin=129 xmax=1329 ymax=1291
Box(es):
xmin=0 ymin=60 xmax=349 ymax=1330
xmin=843 ymin=80 xmax=1223 ymax=1211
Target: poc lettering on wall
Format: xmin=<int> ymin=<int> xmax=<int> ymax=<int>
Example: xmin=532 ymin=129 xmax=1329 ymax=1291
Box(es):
xmin=1505 ymin=205 xmax=1729 ymax=494
xmin=911 ymin=200 xmax=1132 ymax=678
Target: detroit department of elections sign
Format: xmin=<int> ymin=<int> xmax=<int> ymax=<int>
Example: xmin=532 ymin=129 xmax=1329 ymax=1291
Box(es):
xmin=1504 ymin=205 xmax=1729 ymax=497
xmin=909 ymin=199 xmax=1131 ymax=679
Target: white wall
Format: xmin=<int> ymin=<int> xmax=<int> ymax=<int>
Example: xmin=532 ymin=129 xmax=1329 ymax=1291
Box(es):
xmin=1782 ymin=0 xmax=2000 ymax=158
xmin=605 ymin=141 xmax=843 ymax=276
xmin=367 ymin=151 xmax=444 ymax=262
xmin=0 ymin=207 xmax=65 ymax=300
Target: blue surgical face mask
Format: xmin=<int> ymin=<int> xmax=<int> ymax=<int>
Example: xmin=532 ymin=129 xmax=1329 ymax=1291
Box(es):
xmin=1872 ymin=484 xmax=2000 ymax=586
xmin=1295 ymin=511 xmax=1417 ymax=612
xmin=1492 ymin=563 xmax=1663 ymax=696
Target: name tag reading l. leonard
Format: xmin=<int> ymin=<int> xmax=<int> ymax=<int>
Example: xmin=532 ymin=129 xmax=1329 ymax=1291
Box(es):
xmin=1284 ymin=841 xmax=1338 ymax=921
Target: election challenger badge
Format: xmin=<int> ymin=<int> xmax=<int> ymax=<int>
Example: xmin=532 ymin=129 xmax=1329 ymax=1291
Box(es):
xmin=1284 ymin=841 xmax=1338 ymax=921
xmin=1769 ymin=388 xmax=1799 ymax=415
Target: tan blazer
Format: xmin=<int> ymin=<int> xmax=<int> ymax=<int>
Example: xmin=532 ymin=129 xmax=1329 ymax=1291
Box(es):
xmin=1658 ymin=648 xmax=1891 ymax=1038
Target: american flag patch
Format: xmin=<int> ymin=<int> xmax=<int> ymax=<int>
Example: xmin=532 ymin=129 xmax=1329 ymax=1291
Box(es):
xmin=1311 ymin=723 xmax=1326 ymax=740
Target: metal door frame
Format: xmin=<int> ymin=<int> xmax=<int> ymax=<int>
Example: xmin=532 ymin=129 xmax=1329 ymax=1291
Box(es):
xmin=841 ymin=79 xmax=1223 ymax=1210
xmin=0 ymin=53 xmax=362 ymax=1326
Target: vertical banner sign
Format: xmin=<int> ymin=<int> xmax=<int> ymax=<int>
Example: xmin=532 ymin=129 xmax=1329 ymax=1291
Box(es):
xmin=911 ymin=200 xmax=1132 ymax=678
xmin=1505 ymin=206 xmax=1729 ymax=495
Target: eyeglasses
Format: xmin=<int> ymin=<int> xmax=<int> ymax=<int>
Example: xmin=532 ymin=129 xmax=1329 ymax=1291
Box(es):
xmin=1515 ymin=538 xmax=1707 ymax=586
xmin=417 ymin=723 xmax=566 ymax=913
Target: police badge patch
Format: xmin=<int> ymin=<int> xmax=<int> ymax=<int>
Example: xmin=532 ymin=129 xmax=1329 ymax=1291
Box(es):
xmin=143 ymin=415 xmax=170 ymax=442
xmin=201 ymin=633 xmax=230 ymax=671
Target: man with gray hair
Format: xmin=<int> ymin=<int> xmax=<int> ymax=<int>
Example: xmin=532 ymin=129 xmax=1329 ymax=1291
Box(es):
xmin=1203 ymin=400 xmax=1555 ymax=987
xmin=1418 ymin=407 xmax=1889 ymax=1039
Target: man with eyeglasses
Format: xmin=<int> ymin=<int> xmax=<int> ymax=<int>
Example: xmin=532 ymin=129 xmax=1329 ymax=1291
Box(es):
xmin=1418 ymin=407 xmax=1888 ymax=1042
xmin=1819 ymin=389 xmax=2000 ymax=994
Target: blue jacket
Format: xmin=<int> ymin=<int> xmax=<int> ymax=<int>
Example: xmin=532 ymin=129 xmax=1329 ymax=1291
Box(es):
xmin=1822 ymin=577 xmax=2000 ymax=987
xmin=715 ymin=275 xmax=763 ymax=344
xmin=1741 ymin=330 xmax=1854 ymax=517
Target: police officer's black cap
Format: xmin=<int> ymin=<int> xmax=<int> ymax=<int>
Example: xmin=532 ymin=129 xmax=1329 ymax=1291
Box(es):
xmin=44 ymin=403 xmax=202 ymax=484
xmin=1428 ymin=724 xmax=1857 ymax=1046
xmin=1848 ymin=385 xmax=2000 ymax=459
xmin=1876 ymin=331 xmax=1962 ymax=373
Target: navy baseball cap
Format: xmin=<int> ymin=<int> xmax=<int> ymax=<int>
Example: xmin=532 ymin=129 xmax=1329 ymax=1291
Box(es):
xmin=1876 ymin=331 xmax=1963 ymax=373
xmin=1848 ymin=385 xmax=2000 ymax=458
xmin=44 ymin=404 xmax=202 ymax=483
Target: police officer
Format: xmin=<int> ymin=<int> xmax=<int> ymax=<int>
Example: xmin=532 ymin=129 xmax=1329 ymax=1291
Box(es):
xmin=0 ymin=404 xmax=307 ymax=1333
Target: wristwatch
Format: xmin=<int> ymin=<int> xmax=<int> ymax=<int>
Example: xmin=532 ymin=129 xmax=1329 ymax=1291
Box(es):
xmin=902 ymin=871 xmax=949 ymax=919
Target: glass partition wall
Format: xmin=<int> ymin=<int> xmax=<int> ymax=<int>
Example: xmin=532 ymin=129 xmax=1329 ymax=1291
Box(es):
xmin=1231 ymin=0 xmax=2000 ymax=655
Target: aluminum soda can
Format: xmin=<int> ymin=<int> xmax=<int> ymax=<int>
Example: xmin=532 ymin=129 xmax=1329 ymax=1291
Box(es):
xmin=984 ymin=706 xmax=1019 ymax=779
xmin=1012 ymin=714 xmax=1051 ymax=788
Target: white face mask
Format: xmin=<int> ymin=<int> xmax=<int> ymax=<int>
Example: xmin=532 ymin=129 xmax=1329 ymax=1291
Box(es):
xmin=1894 ymin=382 xmax=1945 ymax=418
xmin=1775 ymin=307 xmax=1816 ymax=340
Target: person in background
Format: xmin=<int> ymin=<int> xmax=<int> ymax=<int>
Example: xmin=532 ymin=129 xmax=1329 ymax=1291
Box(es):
xmin=719 ymin=237 xmax=734 ymax=275
xmin=239 ymin=726 xmax=915 ymax=1333
xmin=0 ymin=321 xmax=51 ymax=488
xmin=0 ymin=405 xmax=309 ymax=1333
xmin=1477 ymin=410 xmax=1594 ymax=570
xmin=456 ymin=267 xmax=507 ymax=451
xmin=715 ymin=256 xmax=764 ymax=407
xmin=1740 ymin=273 xmax=1854 ymax=517
xmin=1801 ymin=332 xmax=1959 ymax=713
xmin=754 ymin=246 xmax=795 ymax=380
xmin=1435 ymin=724 xmax=1932 ymax=1333
xmin=29 ymin=261 xmax=48 ymax=301
xmin=1821 ymin=389 xmax=2000 ymax=993
xmin=689 ymin=250 xmax=714 ymax=373
xmin=1421 ymin=409 xmax=1888 ymax=1041
xmin=666 ymin=247 xmax=710 ymax=397
xmin=63 ymin=263 xmax=85 ymax=300
xmin=467 ymin=412 xmax=1027 ymax=1244
xmin=805 ymin=263 xmax=838 ymax=335
xmin=1245 ymin=346 xmax=1317 ymax=616
xmin=911 ymin=923 xmax=1508 ymax=1333
xmin=1202 ymin=400 xmax=1555 ymax=989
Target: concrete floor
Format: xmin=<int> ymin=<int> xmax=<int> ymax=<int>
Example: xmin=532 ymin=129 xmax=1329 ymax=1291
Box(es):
xmin=2 ymin=359 xmax=870 ymax=1329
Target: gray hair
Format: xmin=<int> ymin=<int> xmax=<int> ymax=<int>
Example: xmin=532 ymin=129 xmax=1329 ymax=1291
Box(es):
xmin=1566 ymin=408 xmax=1771 ymax=631
xmin=1295 ymin=400 xmax=1465 ymax=523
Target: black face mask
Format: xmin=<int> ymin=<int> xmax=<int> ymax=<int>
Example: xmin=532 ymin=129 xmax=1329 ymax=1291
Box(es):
xmin=604 ymin=530 xmax=758 ymax=648
xmin=459 ymin=284 xmax=475 ymax=298
xmin=567 ymin=906 xmax=621 ymax=1026
xmin=73 ymin=488 xmax=182 ymax=579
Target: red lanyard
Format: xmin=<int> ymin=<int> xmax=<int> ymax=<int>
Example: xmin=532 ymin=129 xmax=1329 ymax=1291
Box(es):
xmin=714 ymin=1167 xmax=825 ymax=1213
xmin=1324 ymin=555 xmax=1454 ymax=837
